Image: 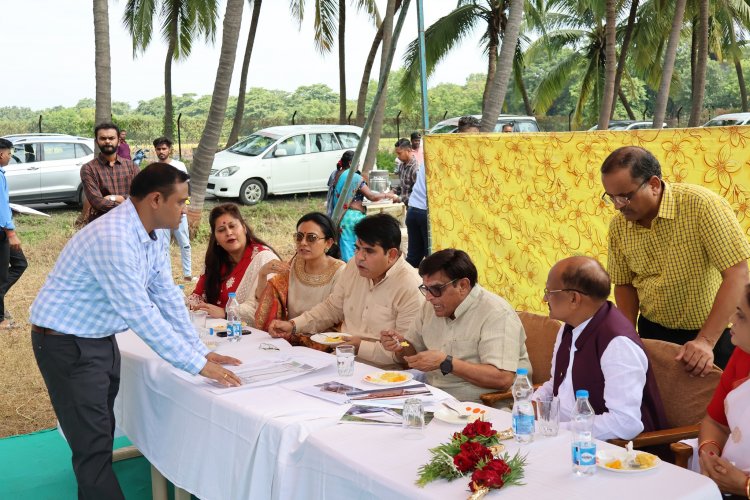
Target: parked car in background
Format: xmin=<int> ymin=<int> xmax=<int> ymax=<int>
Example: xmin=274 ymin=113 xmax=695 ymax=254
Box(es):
xmin=1 ymin=133 xmax=94 ymax=207
xmin=429 ymin=114 xmax=540 ymax=134
xmin=587 ymin=120 xmax=667 ymax=131
xmin=207 ymin=124 xmax=368 ymax=205
xmin=702 ymin=112 xmax=750 ymax=127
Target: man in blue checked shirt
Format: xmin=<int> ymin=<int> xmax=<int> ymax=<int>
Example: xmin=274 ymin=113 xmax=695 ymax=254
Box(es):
xmin=30 ymin=162 xmax=242 ymax=500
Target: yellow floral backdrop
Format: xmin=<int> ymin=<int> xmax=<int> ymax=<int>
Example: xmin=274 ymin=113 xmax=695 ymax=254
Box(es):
xmin=423 ymin=127 xmax=750 ymax=314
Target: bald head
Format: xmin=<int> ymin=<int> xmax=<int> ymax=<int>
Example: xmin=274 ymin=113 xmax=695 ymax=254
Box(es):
xmin=552 ymin=256 xmax=611 ymax=301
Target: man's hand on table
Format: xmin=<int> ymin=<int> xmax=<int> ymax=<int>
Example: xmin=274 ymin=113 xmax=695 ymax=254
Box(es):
xmin=268 ymin=320 xmax=294 ymax=341
xmin=403 ymin=350 xmax=446 ymax=372
xmin=195 ymin=302 xmax=226 ymax=319
xmin=675 ymin=336 xmax=715 ymax=377
xmin=200 ymin=360 xmax=242 ymax=387
xmin=206 ymin=352 xmax=241 ymax=366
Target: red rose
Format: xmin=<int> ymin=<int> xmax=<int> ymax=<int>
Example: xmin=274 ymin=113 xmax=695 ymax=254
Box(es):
xmin=453 ymin=452 xmax=476 ymax=472
xmin=471 ymin=467 xmax=505 ymax=489
xmin=461 ymin=420 xmax=494 ymax=438
xmin=484 ymin=458 xmax=511 ymax=477
xmin=460 ymin=441 xmax=493 ymax=462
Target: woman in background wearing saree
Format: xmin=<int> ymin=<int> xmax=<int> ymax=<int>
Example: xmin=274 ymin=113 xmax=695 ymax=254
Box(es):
xmin=330 ymin=150 xmax=398 ymax=261
xmin=697 ymin=283 xmax=750 ymax=498
xmin=253 ymin=213 xmax=345 ymax=347
xmin=189 ymin=203 xmax=278 ymax=321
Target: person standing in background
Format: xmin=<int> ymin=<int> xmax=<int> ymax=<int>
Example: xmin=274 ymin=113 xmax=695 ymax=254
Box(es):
xmin=0 ymin=138 xmax=27 ymax=329
xmin=153 ymin=136 xmax=193 ymax=282
xmin=410 ymin=131 xmax=424 ymax=166
xmin=117 ymin=129 xmax=131 ymax=160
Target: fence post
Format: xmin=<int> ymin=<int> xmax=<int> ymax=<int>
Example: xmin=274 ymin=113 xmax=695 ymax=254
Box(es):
xmin=676 ymin=106 xmax=682 ymax=127
xmin=177 ymin=113 xmax=183 ymax=160
xmin=442 ymin=110 xmax=448 ymax=120
xmin=396 ymin=110 xmax=402 ymax=138
xmin=291 ymin=111 xmax=297 ymax=125
xmin=347 ymin=111 xmax=353 ymax=125
xmin=568 ymin=109 xmax=574 ymax=131
xmin=38 ymin=115 xmax=42 ymax=133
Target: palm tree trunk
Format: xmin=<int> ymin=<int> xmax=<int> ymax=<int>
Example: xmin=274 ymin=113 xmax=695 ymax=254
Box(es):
xmin=187 ymin=0 xmax=245 ymax=230
xmin=355 ymin=23 xmax=384 ymax=126
xmin=482 ymin=38 xmax=499 ymax=111
xmin=652 ymin=0 xmax=687 ymax=128
xmin=164 ymin=15 xmax=177 ymax=139
xmin=480 ymin=0 xmax=523 ymax=132
xmin=610 ymin=0 xmax=639 ymax=118
xmin=227 ymin=0 xmax=263 ymax=147
xmin=516 ymin=69 xmax=533 ymax=116
xmin=597 ymin=0 xmax=617 ymax=129
xmin=338 ymin=0 xmax=347 ymax=124
xmin=619 ymin=88 xmax=636 ymax=119
xmin=93 ymin=0 xmax=111 ymax=128
xmin=688 ymin=1 xmax=709 ymax=127
xmin=362 ymin=0 xmax=395 ymax=176
xmin=729 ymin=22 xmax=748 ymax=112
xmin=690 ymin=18 xmax=698 ymax=99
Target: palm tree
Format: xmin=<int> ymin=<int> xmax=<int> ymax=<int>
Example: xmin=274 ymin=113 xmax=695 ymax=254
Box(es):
xmin=688 ymin=0 xmax=709 ymax=126
xmin=610 ymin=0 xmax=640 ymax=119
xmin=480 ymin=0 xmax=524 ymax=132
xmin=399 ymin=1 xmax=506 ymax=111
xmin=289 ymin=0 xmax=380 ymax=124
xmin=123 ymin=0 xmax=218 ymax=139
xmin=707 ymin=0 xmax=750 ymax=111
xmin=651 ymin=0 xmax=687 ymax=128
xmin=93 ymin=0 xmax=111 ymax=127
xmin=187 ymin=0 xmax=245 ymax=228
xmin=596 ymin=0 xmax=617 ymax=129
xmin=227 ymin=0 xmax=263 ymax=147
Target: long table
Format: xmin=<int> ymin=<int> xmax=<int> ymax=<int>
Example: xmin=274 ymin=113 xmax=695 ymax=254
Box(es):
xmin=113 ymin=329 xmax=721 ymax=500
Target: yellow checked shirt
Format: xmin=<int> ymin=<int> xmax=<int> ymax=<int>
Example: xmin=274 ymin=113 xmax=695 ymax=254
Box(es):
xmin=607 ymin=182 xmax=750 ymax=330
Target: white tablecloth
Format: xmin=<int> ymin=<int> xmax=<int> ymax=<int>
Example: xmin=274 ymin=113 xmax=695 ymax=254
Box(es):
xmin=113 ymin=329 xmax=721 ymax=500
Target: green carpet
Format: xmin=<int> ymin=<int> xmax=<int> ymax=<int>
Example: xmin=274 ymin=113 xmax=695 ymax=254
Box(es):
xmin=0 ymin=429 xmax=153 ymax=499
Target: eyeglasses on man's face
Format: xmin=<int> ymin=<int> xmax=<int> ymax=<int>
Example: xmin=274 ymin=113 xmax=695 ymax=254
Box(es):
xmin=543 ymin=288 xmax=587 ymax=300
xmin=601 ymin=179 xmax=649 ymax=206
xmin=293 ymin=232 xmax=325 ymax=244
xmin=418 ymin=278 xmax=459 ymax=298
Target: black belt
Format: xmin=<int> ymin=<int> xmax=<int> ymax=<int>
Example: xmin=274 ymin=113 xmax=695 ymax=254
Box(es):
xmin=31 ymin=325 xmax=65 ymax=336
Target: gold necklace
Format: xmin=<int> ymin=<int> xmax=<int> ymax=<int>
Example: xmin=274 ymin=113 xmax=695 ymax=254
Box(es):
xmin=293 ymin=256 xmax=343 ymax=287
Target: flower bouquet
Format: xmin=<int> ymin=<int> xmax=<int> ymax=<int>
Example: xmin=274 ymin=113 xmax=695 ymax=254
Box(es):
xmin=416 ymin=420 xmax=527 ymax=497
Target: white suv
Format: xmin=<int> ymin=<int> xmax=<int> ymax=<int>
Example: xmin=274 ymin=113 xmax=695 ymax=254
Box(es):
xmin=2 ymin=133 xmax=94 ymax=207
xmin=429 ymin=114 xmax=540 ymax=134
xmin=207 ymin=124 xmax=367 ymax=205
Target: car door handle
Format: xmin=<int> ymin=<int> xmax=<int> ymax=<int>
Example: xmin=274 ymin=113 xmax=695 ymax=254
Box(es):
xmin=27 ymin=166 xmax=40 ymax=171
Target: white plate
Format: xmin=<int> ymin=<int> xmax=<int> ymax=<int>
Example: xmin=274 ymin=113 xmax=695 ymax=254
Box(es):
xmin=310 ymin=333 xmax=352 ymax=346
xmin=596 ymin=449 xmax=661 ymax=473
xmin=433 ymin=405 xmax=488 ymax=425
xmin=362 ymin=371 xmax=414 ymax=386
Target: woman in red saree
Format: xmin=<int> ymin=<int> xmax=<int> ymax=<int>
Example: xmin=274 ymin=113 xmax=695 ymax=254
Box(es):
xmin=189 ymin=203 xmax=277 ymax=320
xmin=254 ymin=212 xmax=344 ymax=347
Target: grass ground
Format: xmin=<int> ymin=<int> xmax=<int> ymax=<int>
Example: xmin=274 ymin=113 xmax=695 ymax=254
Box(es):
xmin=0 ymin=193 xmax=326 ymax=438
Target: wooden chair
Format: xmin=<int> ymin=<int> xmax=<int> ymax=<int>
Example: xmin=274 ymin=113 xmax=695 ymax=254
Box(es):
xmin=480 ymin=311 xmax=560 ymax=407
xmin=608 ymin=339 xmax=722 ymax=455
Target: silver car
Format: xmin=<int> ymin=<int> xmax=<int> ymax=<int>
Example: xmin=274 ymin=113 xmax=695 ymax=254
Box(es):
xmin=2 ymin=133 xmax=94 ymax=207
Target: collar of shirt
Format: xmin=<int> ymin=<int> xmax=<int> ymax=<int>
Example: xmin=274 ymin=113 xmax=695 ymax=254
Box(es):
xmin=97 ymin=154 xmax=122 ymax=167
xmin=0 ymin=166 xmax=5 ymax=174
xmin=370 ymin=254 xmax=408 ymax=289
xmin=121 ymin=200 xmax=158 ymax=243
xmin=626 ymin=180 xmax=674 ymax=228
xmin=449 ymin=284 xmax=483 ymax=322
xmin=570 ymin=316 xmax=593 ymax=342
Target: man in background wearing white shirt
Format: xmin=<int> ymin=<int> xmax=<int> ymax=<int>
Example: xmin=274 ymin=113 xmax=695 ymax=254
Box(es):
xmin=153 ymin=137 xmax=193 ymax=282
xmin=534 ymin=256 xmax=667 ymax=440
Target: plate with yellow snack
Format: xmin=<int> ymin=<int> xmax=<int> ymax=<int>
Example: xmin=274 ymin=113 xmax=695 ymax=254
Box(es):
xmin=362 ymin=371 xmax=414 ymax=386
xmin=310 ymin=332 xmax=353 ymax=346
xmin=596 ymin=449 xmax=661 ymax=473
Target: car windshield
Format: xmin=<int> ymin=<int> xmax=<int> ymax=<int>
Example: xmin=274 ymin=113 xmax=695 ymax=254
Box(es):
xmin=228 ymin=134 xmax=278 ymax=156
xmin=430 ymin=124 xmax=457 ymax=134
xmin=704 ymin=119 xmax=746 ymax=127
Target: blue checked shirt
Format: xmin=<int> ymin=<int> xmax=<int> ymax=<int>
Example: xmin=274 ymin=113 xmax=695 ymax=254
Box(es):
xmin=30 ymin=200 xmax=208 ymax=374
xmin=0 ymin=167 xmax=15 ymax=230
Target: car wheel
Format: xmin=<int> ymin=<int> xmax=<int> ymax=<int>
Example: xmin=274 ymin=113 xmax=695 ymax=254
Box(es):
xmin=66 ymin=186 xmax=84 ymax=208
xmin=239 ymin=179 xmax=266 ymax=205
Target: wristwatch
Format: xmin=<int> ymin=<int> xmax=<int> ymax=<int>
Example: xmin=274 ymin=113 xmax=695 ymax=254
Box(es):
xmin=440 ymin=355 xmax=453 ymax=376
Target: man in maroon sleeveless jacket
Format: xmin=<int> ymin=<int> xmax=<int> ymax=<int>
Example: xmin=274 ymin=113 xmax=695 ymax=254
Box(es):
xmin=534 ymin=256 xmax=667 ymax=440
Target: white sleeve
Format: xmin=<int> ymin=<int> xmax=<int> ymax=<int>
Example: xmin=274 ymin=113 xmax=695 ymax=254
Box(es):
xmin=592 ymin=337 xmax=648 ymax=440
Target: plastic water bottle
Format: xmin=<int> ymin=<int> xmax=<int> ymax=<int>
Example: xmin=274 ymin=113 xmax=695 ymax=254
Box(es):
xmin=511 ymin=367 xmax=535 ymax=443
xmin=571 ymin=389 xmax=597 ymax=476
xmin=225 ymin=292 xmax=242 ymax=342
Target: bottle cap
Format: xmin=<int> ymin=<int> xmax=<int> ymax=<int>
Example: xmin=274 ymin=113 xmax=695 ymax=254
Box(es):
xmin=516 ymin=368 xmax=528 ymax=376
xmin=178 ymin=284 xmax=185 ymax=290
xmin=209 ymin=328 xmax=214 ymax=336
xmin=228 ymin=292 xmax=236 ymax=298
xmin=575 ymin=390 xmax=589 ymax=399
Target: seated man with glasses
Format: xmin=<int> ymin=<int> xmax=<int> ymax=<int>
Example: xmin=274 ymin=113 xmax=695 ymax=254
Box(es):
xmin=380 ymin=249 xmax=531 ymax=402
xmin=601 ymin=146 xmax=750 ymax=372
xmin=268 ymin=213 xmax=423 ymax=367
xmin=534 ymin=256 xmax=667 ymax=440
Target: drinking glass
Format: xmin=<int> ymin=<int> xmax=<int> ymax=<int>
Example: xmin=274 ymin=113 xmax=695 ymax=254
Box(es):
xmin=402 ymin=398 xmax=425 ymax=439
xmin=336 ymin=345 xmax=355 ymax=377
xmin=191 ymin=310 xmax=207 ymax=332
xmin=535 ymin=396 xmax=560 ymax=437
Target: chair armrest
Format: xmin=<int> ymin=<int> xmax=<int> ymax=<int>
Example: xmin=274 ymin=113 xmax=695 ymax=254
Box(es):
xmin=608 ymin=425 xmax=700 ymax=448
xmin=480 ymin=384 xmax=542 ymax=407
xmin=670 ymin=442 xmax=694 ymax=469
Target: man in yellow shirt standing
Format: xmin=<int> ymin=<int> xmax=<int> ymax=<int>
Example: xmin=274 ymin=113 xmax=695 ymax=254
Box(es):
xmin=601 ymin=146 xmax=750 ymax=374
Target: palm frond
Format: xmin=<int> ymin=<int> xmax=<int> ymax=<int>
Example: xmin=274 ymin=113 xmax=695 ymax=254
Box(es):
xmin=123 ymin=0 xmax=158 ymax=54
xmin=313 ymin=0 xmax=338 ymax=53
xmin=533 ymin=52 xmax=583 ymax=113
xmin=353 ymin=0 xmax=381 ymax=27
xmin=289 ymin=0 xmax=304 ymax=28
